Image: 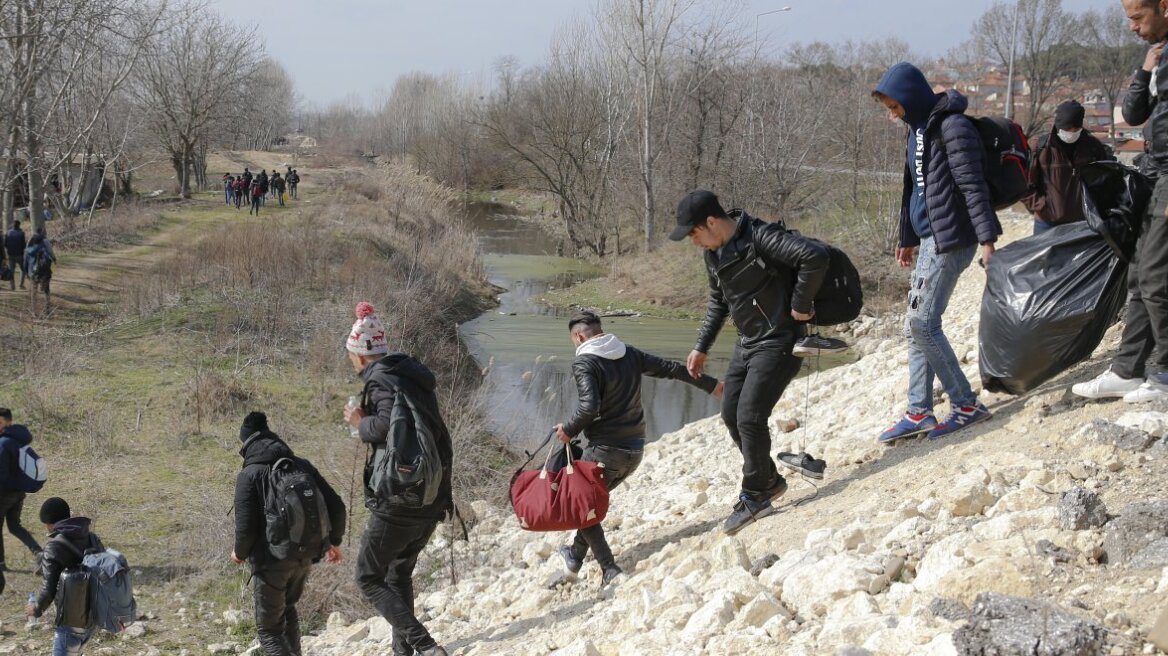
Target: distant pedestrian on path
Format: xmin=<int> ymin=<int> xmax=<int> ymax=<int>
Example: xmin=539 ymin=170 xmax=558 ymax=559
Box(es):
xmin=223 ymin=173 xmax=234 ymax=206
xmin=249 ymin=180 xmax=262 ymax=216
xmin=272 ymin=173 xmax=286 ymax=206
xmin=288 ymin=170 xmax=299 ymax=199
xmin=233 ymin=176 xmax=245 ymax=209
xmin=5 ymin=220 xmax=26 ymax=291
xmin=25 ymin=231 xmax=56 ymax=315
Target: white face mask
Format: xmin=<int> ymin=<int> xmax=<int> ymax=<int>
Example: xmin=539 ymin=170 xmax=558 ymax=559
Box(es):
xmin=1058 ymin=129 xmax=1082 ymax=144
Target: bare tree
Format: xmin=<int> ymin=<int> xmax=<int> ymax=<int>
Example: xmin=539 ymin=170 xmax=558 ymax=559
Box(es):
xmin=1080 ymin=6 xmax=1144 ymax=142
xmin=974 ymin=0 xmax=1073 ymax=136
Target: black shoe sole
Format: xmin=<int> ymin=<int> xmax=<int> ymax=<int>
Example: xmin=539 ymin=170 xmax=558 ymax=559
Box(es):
xmin=778 ymin=459 xmax=825 ymax=479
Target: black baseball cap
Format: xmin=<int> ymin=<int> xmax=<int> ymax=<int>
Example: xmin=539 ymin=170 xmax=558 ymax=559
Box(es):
xmin=671 ymin=190 xmax=727 ymax=241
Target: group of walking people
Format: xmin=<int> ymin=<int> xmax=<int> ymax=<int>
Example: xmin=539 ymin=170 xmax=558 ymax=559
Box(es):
xmin=3 ymin=219 xmax=56 ymax=313
xmin=223 ymin=166 xmax=300 ymax=216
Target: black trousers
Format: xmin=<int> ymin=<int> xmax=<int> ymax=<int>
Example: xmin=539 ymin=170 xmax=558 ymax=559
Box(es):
xmin=0 ymin=490 xmax=40 ymax=564
xmin=721 ymin=344 xmax=802 ymax=498
xmin=252 ymin=558 xmax=311 ymax=656
xmin=356 ymin=513 xmax=438 ymax=656
xmin=568 ymin=444 xmax=643 ymax=570
xmin=1115 ymin=178 xmax=1168 ymax=381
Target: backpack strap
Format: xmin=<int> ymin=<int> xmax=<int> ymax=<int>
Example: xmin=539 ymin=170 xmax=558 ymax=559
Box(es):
xmin=52 ymin=534 xmax=84 ymax=560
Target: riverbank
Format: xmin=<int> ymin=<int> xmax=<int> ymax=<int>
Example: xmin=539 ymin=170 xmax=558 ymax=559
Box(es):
xmin=0 ymin=155 xmax=511 ymax=652
xmin=307 ymin=210 xmax=1168 ymax=656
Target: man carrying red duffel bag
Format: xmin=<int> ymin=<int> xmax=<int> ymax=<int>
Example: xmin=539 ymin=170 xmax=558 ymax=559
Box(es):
xmin=548 ymin=311 xmax=723 ymax=587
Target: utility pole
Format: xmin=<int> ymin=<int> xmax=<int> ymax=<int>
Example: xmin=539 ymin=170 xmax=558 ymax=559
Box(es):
xmin=755 ymin=6 xmax=792 ymax=46
xmin=1005 ymin=0 xmax=1020 ymax=120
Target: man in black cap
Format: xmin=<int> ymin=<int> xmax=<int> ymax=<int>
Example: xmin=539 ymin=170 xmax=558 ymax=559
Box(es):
xmin=1023 ymin=100 xmax=1114 ymax=235
xmin=671 ymin=190 xmax=831 ymax=535
xmin=26 ymin=496 xmax=101 ymax=655
xmin=232 ymin=411 xmax=346 ymax=656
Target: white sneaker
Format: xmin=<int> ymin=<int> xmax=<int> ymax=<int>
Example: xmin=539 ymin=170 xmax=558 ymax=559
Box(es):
xmin=1123 ymin=382 xmax=1168 ymax=403
xmin=1071 ymin=369 xmax=1143 ymax=399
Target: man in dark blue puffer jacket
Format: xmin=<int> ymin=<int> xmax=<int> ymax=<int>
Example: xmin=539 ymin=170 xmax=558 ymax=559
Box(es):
xmin=872 ymin=62 xmax=1002 ymax=444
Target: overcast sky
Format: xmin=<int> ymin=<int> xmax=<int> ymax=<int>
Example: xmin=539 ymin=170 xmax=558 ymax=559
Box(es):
xmin=208 ymin=0 xmax=1127 ymax=107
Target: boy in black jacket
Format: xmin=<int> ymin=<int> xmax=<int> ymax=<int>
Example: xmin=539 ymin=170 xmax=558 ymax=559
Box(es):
xmin=342 ymin=302 xmax=452 ymax=656
xmin=25 ymin=497 xmax=101 ymax=655
xmin=554 ymin=311 xmax=722 ymax=585
xmin=231 ymin=412 xmax=345 ymax=656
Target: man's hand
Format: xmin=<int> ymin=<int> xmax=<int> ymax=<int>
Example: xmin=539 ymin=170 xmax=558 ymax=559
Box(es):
xmin=791 ymin=309 xmax=814 ymax=322
xmin=980 ymin=242 xmax=995 ymax=269
xmin=712 ymin=381 xmax=725 ymax=399
xmin=25 ymin=602 xmax=36 ymax=618
xmin=325 ymin=545 xmax=342 ymax=564
xmin=554 ymin=424 xmax=570 ymax=444
xmin=230 ymin=550 xmax=244 ymax=565
xmin=687 ymin=350 xmax=707 ymax=378
xmin=343 ymin=404 xmax=367 ymax=428
xmin=1145 ymin=42 xmax=1165 ymax=72
xmin=895 ymin=247 xmax=916 ymax=268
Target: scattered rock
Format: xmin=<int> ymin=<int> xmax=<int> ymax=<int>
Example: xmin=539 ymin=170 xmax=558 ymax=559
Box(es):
xmin=207 ymin=645 xmax=238 ymax=655
xmin=1058 ymin=487 xmax=1109 ymax=530
xmin=952 ymin=593 xmax=1106 ymax=656
xmin=1104 ymin=501 xmax=1168 ymax=567
xmin=750 ymin=553 xmax=780 ymax=576
xmin=943 ymin=468 xmax=997 ymax=517
xmin=1091 ymin=418 xmax=1157 ymax=451
xmin=930 ymin=596 xmax=970 ymax=622
xmin=122 ymin=622 xmax=147 ymax=639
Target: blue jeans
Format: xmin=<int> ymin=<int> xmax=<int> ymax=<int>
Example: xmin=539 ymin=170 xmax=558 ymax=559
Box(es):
xmin=906 ymin=237 xmax=978 ymax=414
xmin=53 ymin=626 xmax=93 ymax=656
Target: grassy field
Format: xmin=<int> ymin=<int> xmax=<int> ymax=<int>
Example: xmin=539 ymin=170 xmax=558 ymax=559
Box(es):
xmin=0 ymin=154 xmax=507 ymax=652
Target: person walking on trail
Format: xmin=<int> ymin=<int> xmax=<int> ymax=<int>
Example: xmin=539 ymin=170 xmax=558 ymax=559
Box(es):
xmin=5 ymin=220 xmax=26 ymax=291
xmin=257 ymin=170 xmax=269 ymax=207
xmin=25 ymin=231 xmax=56 ymax=315
xmin=1073 ymin=0 xmax=1168 ymax=404
xmin=231 ymin=411 xmax=346 ymax=656
xmin=0 ymin=408 xmax=42 ymax=574
xmin=872 ymin=62 xmax=1001 ymax=444
xmin=1023 ymin=100 xmax=1115 ymax=235
xmin=670 ymin=190 xmax=831 ymax=536
xmin=25 ymin=497 xmax=101 ymax=655
xmin=342 ymin=303 xmax=452 ymax=656
xmin=249 ymin=179 xmax=263 ymax=216
xmin=271 ymin=173 xmax=286 ymax=207
xmin=223 ymin=173 xmax=234 ymax=206
xmin=233 ymin=176 xmax=245 ymax=209
xmin=288 ymin=169 xmax=299 ymax=199
xmin=553 ymin=311 xmax=723 ymax=585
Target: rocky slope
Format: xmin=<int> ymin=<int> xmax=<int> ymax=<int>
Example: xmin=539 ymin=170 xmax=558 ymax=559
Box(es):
xmin=303 ymin=212 xmax=1168 ymax=656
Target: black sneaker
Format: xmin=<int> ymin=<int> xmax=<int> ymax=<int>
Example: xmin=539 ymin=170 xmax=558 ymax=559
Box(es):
xmin=601 ymin=565 xmax=624 ymax=586
xmin=793 ymin=334 xmax=849 ymax=357
xmin=723 ymin=493 xmax=776 ymax=536
xmin=778 ymin=452 xmax=826 ymax=480
xmin=762 ymin=475 xmax=788 ymax=502
xmin=558 ymin=546 xmax=583 ymax=576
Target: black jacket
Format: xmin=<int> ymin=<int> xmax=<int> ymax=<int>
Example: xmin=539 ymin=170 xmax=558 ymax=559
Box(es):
xmin=562 ymin=335 xmax=717 ymax=446
xmin=4 ymin=228 xmax=24 ymax=260
xmin=0 ymin=424 xmax=33 ymax=493
xmin=358 ymin=353 xmax=454 ymax=520
xmin=233 ymin=431 xmax=346 ymax=566
xmin=34 ymin=517 xmax=103 ymax=622
xmin=1023 ymin=130 xmax=1114 ymax=225
xmin=1124 ymin=54 xmax=1168 ymax=173
xmin=695 ymin=212 xmax=829 ymax=354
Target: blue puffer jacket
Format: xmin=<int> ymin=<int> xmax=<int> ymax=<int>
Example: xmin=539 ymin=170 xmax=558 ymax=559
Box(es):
xmin=876 ymin=63 xmax=1002 ymax=253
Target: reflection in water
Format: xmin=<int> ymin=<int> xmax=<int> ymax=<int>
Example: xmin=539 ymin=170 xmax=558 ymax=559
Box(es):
xmin=459 ymin=203 xmax=853 ymax=452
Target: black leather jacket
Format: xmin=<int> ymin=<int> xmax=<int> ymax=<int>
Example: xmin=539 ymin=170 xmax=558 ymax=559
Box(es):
xmin=1123 ymin=48 xmax=1168 ymax=174
xmin=562 ymin=338 xmax=717 ymax=446
xmin=695 ymin=212 xmax=829 ymax=353
xmin=34 ymin=517 xmax=103 ymax=625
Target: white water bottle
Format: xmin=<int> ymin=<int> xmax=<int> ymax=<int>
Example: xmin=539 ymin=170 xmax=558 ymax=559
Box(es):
xmin=346 ymin=396 xmax=361 ymax=438
xmin=27 ymin=593 xmax=38 ymax=627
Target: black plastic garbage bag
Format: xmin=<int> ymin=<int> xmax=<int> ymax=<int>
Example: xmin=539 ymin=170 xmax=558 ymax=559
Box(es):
xmin=979 ymin=225 xmax=1127 ymax=395
xmin=978 ymin=161 xmax=1149 ymax=396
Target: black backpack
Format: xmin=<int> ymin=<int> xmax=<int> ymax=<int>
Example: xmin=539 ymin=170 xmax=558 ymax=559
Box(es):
xmin=29 ymin=247 xmax=51 ymax=282
xmin=941 ymin=115 xmax=1031 ymax=210
xmin=366 ymin=380 xmax=444 ymax=508
xmin=263 ymin=457 xmax=330 ymax=561
xmin=751 ymin=225 xmax=864 ymax=327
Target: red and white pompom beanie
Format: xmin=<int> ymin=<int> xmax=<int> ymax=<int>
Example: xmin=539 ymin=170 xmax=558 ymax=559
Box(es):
xmin=346 ymin=302 xmax=389 ymax=355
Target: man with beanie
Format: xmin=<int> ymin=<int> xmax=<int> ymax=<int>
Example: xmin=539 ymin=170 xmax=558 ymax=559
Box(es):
xmin=1072 ymin=0 xmax=1168 ymax=403
xmin=670 ymin=190 xmax=832 ymax=535
xmin=1023 ymin=100 xmax=1114 ymax=235
xmin=4 ymin=219 xmax=25 ymax=291
xmin=0 ymin=408 xmax=42 ymax=573
xmin=553 ymin=310 xmax=723 ymax=584
xmin=26 ymin=497 xmax=101 ymax=655
xmin=342 ymin=302 xmax=452 ymax=656
xmin=231 ymin=411 xmax=345 ymax=656
xmin=872 ymin=62 xmax=1000 ymax=443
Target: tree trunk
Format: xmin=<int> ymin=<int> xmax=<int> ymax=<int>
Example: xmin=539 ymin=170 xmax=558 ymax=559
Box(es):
xmin=2 ymin=122 xmax=18 ymax=234
xmin=25 ymin=92 xmax=45 ymax=235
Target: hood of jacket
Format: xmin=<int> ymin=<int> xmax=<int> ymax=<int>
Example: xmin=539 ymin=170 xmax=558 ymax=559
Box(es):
xmin=239 ymin=431 xmax=293 ymax=467
xmin=361 ymin=352 xmax=436 ymax=393
xmin=51 ymin=516 xmax=93 ymax=541
xmin=0 ymin=424 xmax=32 ymax=447
xmin=875 ymin=62 xmax=941 ymax=129
xmin=575 ymin=333 xmax=627 ymax=360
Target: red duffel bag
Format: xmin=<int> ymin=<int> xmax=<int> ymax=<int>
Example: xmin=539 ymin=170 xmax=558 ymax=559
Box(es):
xmin=510 ymin=436 xmax=609 ymax=532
